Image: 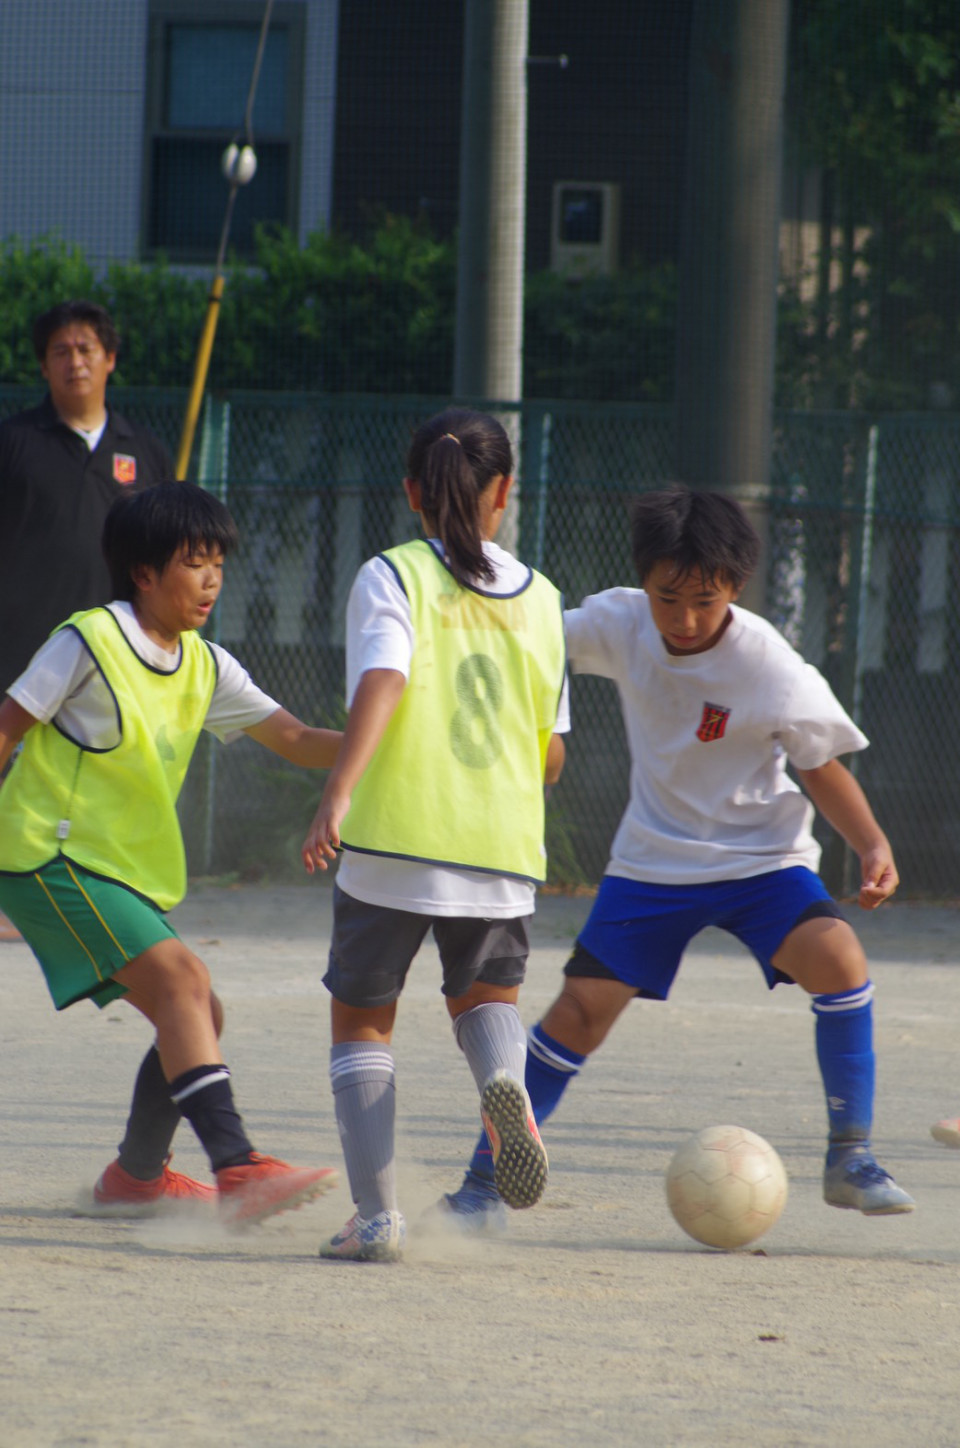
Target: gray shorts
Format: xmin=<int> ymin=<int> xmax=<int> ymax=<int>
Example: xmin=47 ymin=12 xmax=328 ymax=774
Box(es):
xmin=324 ymin=883 xmax=530 ymax=1008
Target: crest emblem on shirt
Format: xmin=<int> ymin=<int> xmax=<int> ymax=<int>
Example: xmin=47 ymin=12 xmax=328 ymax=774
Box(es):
xmin=696 ymin=702 xmax=731 ymax=743
xmin=113 ymin=454 xmax=137 ymax=485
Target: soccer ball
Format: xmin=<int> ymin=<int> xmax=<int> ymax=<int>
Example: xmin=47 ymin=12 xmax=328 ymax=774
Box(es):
xmin=665 ymin=1124 xmax=788 ymax=1250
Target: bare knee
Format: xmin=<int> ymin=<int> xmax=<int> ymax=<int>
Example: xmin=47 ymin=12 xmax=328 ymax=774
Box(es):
xmin=160 ymin=947 xmax=212 ymax=1005
xmin=773 ymin=917 xmax=869 ymax=996
xmin=542 ymin=979 xmax=631 ymax=1056
xmin=210 ymin=989 xmax=225 ymax=1037
xmin=118 ymin=941 xmax=212 ymax=1017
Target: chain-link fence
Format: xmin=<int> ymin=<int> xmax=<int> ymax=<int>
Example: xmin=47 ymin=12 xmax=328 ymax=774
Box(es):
xmin=769 ymin=412 xmax=960 ymax=899
xmin=5 ymin=383 xmax=960 ymax=897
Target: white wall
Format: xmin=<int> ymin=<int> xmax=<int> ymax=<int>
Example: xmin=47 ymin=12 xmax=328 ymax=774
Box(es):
xmin=0 ymin=0 xmax=339 ymax=266
xmin=0 ymin=0 xmax=148 ymax=265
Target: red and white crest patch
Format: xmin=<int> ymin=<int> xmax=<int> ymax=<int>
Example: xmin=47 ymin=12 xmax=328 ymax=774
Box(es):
xmin=113 ymin=454 xmax=137 ymax=485
xmin=696 ymin=702 xmax=731 ymax=743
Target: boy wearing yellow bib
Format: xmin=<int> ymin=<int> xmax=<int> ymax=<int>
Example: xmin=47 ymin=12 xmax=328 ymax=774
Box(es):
xmin=302 ymin=409 xmax=569 ymax=1262
xmin=0 ymin=482 xmax=341 ymax=1225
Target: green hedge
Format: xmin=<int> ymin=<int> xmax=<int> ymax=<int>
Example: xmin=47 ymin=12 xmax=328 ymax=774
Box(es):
xmin=0 ymin=221 xmax=951 ymax=409
xmin=0 ymin=226 xmax=672 ymax=402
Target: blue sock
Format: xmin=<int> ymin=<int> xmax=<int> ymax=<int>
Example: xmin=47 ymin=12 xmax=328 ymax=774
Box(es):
xmin=812 ymin=982 xmax=875 ymax=1166
xmin=465 ymin=1024 xmax=586 ymax=1185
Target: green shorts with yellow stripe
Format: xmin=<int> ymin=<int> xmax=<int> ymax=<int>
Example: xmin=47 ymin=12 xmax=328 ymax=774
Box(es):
xmin=0 ymin=857 xmax=177 ymax=1010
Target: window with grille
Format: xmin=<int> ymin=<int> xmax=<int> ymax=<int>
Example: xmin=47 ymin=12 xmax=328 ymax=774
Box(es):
xmin=143 ymin=1 xmax=303 ymax=258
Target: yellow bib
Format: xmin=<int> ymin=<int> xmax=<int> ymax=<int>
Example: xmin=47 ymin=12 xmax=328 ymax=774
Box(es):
xmin=341 ymin=541 xmax=565 ymax=882
xmin=0 ymin=608 xmax=217 ymax=910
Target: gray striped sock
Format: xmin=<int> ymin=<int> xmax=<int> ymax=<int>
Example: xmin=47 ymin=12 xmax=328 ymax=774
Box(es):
xmin=453 ymin=1002 xmax=527 ymax=1093
xmin=330 ymin=1041 xmax=397 ymax=1219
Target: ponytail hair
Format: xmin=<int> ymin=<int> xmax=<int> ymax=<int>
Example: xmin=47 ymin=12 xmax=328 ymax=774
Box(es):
xmin=406 ymin=408 xmax=512 ymax=587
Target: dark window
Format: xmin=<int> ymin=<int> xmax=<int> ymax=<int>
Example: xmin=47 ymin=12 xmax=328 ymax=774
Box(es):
xmin=144 ymin=3 xmax=303 ymax=259
xmin=558 ymin=188 xmax=605 ymax=246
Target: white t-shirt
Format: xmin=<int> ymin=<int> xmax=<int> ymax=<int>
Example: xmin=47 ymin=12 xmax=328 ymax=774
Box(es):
xmin=7 ymin=601 xmax=280 ymax=746
xmin=565 ymin=588 xmax=868 ymax=884
xmin=67 ymin=418 xmax=108 ymax=451
xmin=337 ymin=538 xmax=570 ymax=918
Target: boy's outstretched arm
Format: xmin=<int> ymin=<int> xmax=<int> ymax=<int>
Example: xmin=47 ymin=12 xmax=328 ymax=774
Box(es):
xmin=244 ymin=707 xmax=341 ymax=769
xmin=795 ymin=757 xmax=898 ymax=910
xmin=301 ymin=669 xmax=406 ymax=874
xmin=0 ymin=697 xmax=38 ymax=778
xmin=545 ymin=733 xmax=565 ymax=786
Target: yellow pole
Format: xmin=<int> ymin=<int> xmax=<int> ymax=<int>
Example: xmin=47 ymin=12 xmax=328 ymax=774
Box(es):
xmin=175 ymin=273 xmax=226 ymax=480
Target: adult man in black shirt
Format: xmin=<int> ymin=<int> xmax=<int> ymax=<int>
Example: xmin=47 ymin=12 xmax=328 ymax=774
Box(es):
xmin=0 ymin=300 xmax=173 ymax=694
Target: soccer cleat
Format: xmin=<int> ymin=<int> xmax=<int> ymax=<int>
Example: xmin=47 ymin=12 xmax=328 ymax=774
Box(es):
xmin=319 ymin=1209 xmax=406 ymax=1262
xmin=85 ymin=1156 xmax=217 ymax=1217
xmin=930 ymin=1118 xmax=960 ymax=1148
xmin=480 ymin=1070 xmax=548 ymax=1211
xmin=428 ymin=1171 xmax=508 ymax=1235
xmin=216 ymin=1152 xmax=338 ymax=1227
xmin=822 ymin=1150 xmax=915 ymax=1215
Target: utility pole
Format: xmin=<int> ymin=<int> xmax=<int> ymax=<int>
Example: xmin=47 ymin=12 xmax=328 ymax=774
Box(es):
xmin=454 ymin=0 xmax=529 ymax=402
xmin=675 ymin=0 xmax=790 ymax=614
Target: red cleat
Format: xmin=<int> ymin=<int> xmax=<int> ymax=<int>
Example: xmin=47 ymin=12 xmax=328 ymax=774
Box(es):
xmin=87 ymin=1156 xmax=217 ymax=1217
xmin=216 ymin=1152 xmax=338 ymax=1227
xmin=931 ymin=1118 xmax=960 ymax=1148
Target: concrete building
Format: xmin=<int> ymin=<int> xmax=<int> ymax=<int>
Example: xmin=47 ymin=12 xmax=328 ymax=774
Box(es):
xmin=0 ymin=1 xmax=693 ymax=274
xmin=0 ymin=0 xmax=340 ymax=266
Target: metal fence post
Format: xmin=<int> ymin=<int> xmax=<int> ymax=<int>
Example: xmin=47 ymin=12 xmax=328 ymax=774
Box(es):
xmin=839 ymin=420 xmax=878 ymax=896
xmin=851 ymin=423 xmax=879 ymax=734
xmin=196 ymin=396 xmax=231 ymax=875
xmin=519 ymin=403 xmax=551 ymax=570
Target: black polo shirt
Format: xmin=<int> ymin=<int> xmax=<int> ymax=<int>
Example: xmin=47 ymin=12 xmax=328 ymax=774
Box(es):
xmin=0 ymin=393 xmax=173 ymax=692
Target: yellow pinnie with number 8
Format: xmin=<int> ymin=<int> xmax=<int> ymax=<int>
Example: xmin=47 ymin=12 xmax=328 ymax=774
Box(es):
xmin=301 ymin=407 xmax=568 ymax=1263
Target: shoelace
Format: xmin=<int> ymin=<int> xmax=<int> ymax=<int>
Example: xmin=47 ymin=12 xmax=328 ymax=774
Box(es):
xmin=845 ymin=1157 xmax=891 ymax=1185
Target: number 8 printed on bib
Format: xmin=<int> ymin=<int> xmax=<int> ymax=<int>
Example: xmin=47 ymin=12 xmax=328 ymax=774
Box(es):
xmin=450 ymin=653 xmax=504 ymax=769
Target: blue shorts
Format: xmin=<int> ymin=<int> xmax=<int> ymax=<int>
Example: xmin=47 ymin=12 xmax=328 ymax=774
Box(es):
xmin=572 ymin=867 xmax=841 ymax=999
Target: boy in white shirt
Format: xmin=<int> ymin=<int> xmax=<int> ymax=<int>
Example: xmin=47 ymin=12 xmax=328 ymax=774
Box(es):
xmin=444 ymin=483 xmax=914 ymax=1228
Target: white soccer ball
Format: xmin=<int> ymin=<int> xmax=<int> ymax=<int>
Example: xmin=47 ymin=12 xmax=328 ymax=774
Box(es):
xmin=665 ymin=1124 xmax=788 ymax=1250
xmin=221 ymin=143 xmax=258 ymax=186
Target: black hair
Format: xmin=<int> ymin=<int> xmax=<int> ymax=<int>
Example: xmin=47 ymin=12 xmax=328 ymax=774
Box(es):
xmin=102 ymin=482 xmax=239 ymax=602
xmin=630 ymin=484 xmax=761 ymax=589
xmin=406 ymin=408 xmax=513 ymax=587
xmin=32 ymin=300 xmax=120 ymax=362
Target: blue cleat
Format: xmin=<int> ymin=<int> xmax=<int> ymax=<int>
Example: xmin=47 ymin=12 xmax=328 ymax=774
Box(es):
xmin=823 ymin=1149 xmax=915 ymax=1215
xmin=430 ymin=1170 xmax=508 ymax=1235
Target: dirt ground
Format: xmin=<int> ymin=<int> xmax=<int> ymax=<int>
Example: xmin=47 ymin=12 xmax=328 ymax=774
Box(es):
xmin=2 ymin=879 xmax=960 ymax=1447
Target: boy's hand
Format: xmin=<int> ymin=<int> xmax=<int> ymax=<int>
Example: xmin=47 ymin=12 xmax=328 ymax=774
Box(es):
xmin=795 ymin=761 xmax=898 ymax=911
xmin=301 ymin=788 xmax=349 ymax=874
xmin=858 ymin=843 xmax=899 ymax=910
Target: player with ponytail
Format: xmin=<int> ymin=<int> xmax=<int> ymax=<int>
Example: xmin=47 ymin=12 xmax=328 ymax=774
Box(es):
xmin=302 ymin=407 xmax=569 ymax=1262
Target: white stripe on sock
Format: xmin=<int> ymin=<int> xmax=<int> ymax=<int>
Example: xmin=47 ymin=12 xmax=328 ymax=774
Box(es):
xmin=527 ymin=1028 xmax=580 ymax=1074
xmin=170 ymin=1068 xmax=231 ymax=1104
xmin=329 ymin=1051 xmax=395 ymax=1087
xmin=811 ymin=982 xmax=875 ymax=1014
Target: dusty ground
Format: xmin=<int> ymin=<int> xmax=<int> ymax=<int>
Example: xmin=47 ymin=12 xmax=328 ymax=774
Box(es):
xmin=2 ymin=880 xmax=960 ymax=1446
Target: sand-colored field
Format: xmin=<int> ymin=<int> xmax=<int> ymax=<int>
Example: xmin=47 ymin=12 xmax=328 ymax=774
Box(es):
xmin=2 ymin=882 xmax=959 ymax=1446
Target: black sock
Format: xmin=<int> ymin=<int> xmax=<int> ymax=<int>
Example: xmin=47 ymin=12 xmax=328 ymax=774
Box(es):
xmin=168 ymin=1065 xmax=255 ymax=1172
xmin=116 ymin=1045 xmax=182 ymax=1181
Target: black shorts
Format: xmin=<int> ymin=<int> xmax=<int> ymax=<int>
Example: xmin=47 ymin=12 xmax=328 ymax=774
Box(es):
xmin=323 ymin=883 xmax=530 ymax=1008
